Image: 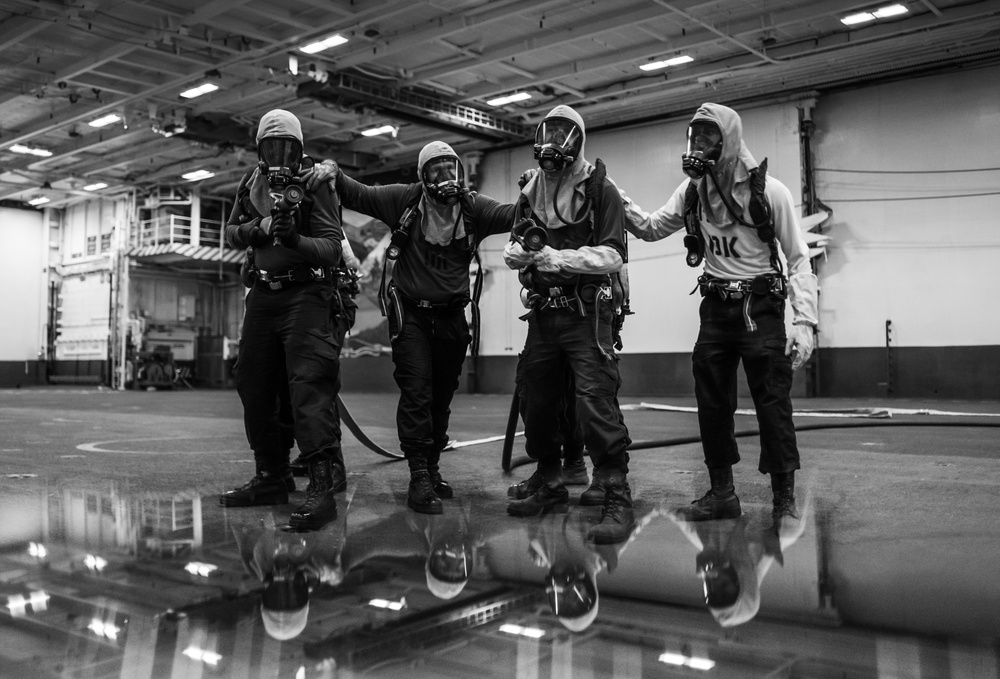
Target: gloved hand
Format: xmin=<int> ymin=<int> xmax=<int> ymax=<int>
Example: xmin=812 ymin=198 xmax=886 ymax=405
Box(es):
xmin=247 ymin=224 xmax=269 ymax=247
xmin=302 ymin=159 xmax=339 ymax=192
xmin=785 ymin=323 xmax=815 ymax=370
xmin=517 ymin=169 xmax=537 ymax=189
xmin=239 ymin=247 xmax=257 ymax=287
xmin=531 ymin=245 xmax=564 ymax=273
xmin=270 ymin=209 xmax=300 ymax=248
xmin=503 ymin=239 xmax=534 ymax=269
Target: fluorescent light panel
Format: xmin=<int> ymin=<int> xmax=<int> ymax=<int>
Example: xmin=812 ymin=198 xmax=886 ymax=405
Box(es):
xmin=180 ymin=83 xmax=219 ymax=99
xmin=639 ymin=55 xmax=694 ymax=71
xmin=83 ymin=182 xmax=108 ymax=191
xmin=873 ymin=3 xmax=908 ymax=17
xmin=361 ymin=125 xmax=396 ymax=137
xmin=88 ymin=114 xmax=121 ymax=128
xmin=300 ymin=34 xmax=348 ymax=54
xmin=487 ymin=92 xmax=532 ymax=106
xmin=658 ymin=652 xmax=716 ymax=670
xmin=28 ymin=196 xmax=50 ymax=206
xmin=11 ymin=144 xmax=53 ymax=157
xmin=842 ymin=3 xmax=908 ymax=25
xmin=182 ymin=170 xmax=215 ymax=181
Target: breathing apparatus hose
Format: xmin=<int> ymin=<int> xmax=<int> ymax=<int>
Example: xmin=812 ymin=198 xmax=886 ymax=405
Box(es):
xmin=336 ymin=394 xmax=403 ymax=460
xmin=503 ymin=419 xmax=1000 ymax=472
xmin=551 ymin=169 xmax=591 ymax=228
xmin=704 ymin=163 xmax=770 ymax=230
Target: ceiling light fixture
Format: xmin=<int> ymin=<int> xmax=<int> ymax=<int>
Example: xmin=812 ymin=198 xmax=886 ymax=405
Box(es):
xmin=88 ymin=113 xmax=121 ymax=128
xmin=179 ymin=83 xmax=219 ymax=99
xmin=841 ymin=3 xmax=908 ymax=25
xmin=182 ymin=169 xmax=215 ymax=181
xmin=487 ymin=92 xmax=532 ymax=107
xmin=300 ymin=34 xmax=348 ymax=54
xmin=658 ymin=652 xmax=716 ymax=670
xmin=360 ymin=124 xmax=397 ymax=137
xmin=10 ymin=144 xmax=53 ymax=157
xmin=28 ymin=196 xmax=50 ymax=206
xmin=83 ymin=182 xmax=108 ymax=191
xmin=639 ymin=55 xmax=694 ymax=72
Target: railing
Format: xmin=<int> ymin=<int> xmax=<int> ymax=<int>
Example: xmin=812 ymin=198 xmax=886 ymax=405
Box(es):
xmin=133 ymin=215 xmax=224 ymax=249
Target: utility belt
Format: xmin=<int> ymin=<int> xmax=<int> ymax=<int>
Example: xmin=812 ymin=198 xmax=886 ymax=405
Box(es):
xmin=525 ymin=281 xmax=611 ymax=314
xmin=395 ymin=287 xmax=469 ymax=314
xmin=256 ymin=265 xmax=330 ymax=291
xmin=698 ymin=274 xmax=787 ymax=302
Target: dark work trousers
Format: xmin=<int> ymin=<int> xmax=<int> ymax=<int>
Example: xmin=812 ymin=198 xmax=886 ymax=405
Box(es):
xmin=521 ymin=302 xmax=630 ymax=477
xmin=692 ymin=292 xmax=800 ymax=475
xmin=236 ymin=282 xmax=341 ymax=473
xmin=388 ymin=299 xmax=471 ymax=468
xmin=276 ymin=287 xmax=356 ymax=469
xmin=515 ymin=352 xmax=585 ymax=461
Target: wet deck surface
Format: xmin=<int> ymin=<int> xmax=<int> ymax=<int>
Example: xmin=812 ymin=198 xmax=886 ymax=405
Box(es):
xmin=1 ymin=387 xmax=998 ymax=678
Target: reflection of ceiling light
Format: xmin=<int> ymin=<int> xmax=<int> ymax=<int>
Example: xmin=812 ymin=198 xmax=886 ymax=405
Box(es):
xmin=88 ymin=618 xmax=121 ymax=640
xmin=28 ymin=542 xmax=47 ymax=558
xmin=88 ymin=113 xmax=121 ymax=128
xmin=182 ymin=170 xmax=215 ymax=181
xmin=361 ymin=125 xmax=397 ymax=137
xmin=83 ymin=182 xmax=108 ymax=191
xmin=84 ymin=554 xmax=107 ymax=571
xmin=300 ymin=34 xmax=348 ymax=54
xmin=842 ymin=4 xmax=908 ymax=25
xmin=179 ymin=82 xmax=219 ymax=98
xmin=183 ymin=647 xmax=222 ymax=666
xmin=487 ymin=92 xmax=532 ymax=107
xmin=10 ymin=144 xmax=53 ymax=157
xmin=640 ymin=55 xmax=694 ymax=71
xmin=155 ymin=122 xmax=186 ymax=138
xmin=28 ymin=196 xmax=50 ymax=206
xmin=184 ymin=562 xmax=218 ymax=577
xmin=658 ymin=652 xmax=716 ymax=670
xmin=499 ymin=623 xmax=545 ymax=639
xmin=368 ymin=598 xmax=406 ymax=611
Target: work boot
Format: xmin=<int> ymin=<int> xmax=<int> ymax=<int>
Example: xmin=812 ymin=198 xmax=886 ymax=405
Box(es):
xmin=679 ymin=465 xmax=741 ymax=521
xmin=408 ymin=470 xmax=443 ymax=515
xmin=507 ymin=467 xmax=546 ymax=500
xmin=771 ymin=471 xmax=799 ymax=522
xmin=220 ymin=467 xmax=294 ymax=507
xmin=587 ymin=470 xmax=636 ymax=544
xmin=427 ymin=449 xmax=454 ymax=499
xmin=507 ymin=481 xmax=569 ymax=517
xmin=289 ymin=459 xmax=338 ymax=530
xmin=579 ymin=476 xmax=606 ymax=506
xmin=293 ymin=450 xmax=347 ymax=491
xmin=562 ymin=459 xmax=589 ymax=486
xmin=289 ymin=454 xmax=308 ymax=478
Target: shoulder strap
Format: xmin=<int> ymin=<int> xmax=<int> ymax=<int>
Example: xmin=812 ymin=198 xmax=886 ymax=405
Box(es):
xmin=682 ymin=181 xmax=705 ymax=268
xmin=462 ymin=191 xmax=485 ymax=357
xmin=747 ymin=158 xmax=782 ymax=275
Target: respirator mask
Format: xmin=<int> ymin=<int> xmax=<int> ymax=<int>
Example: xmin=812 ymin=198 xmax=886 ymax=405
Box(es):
xmin=258 ymin=136 xmax=304 ymax=189
xmin=422 ymin=155 xmax=465 ymax=205
xmin=681 ymin=121 xmax=723 ymax=180
xmin=533 ymin=118 xmax=582 ymax=174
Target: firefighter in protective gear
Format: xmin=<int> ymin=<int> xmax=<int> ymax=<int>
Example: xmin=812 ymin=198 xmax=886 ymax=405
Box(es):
xmin=504 ymin=105 xmax=634 ymax=545
xmin=221 ymin=109 xmax=344 ymax=532
xmin=622 ymin=103 xmax=819 ymax=525
xmin=307 ymin=142 xmax=516 ymax=515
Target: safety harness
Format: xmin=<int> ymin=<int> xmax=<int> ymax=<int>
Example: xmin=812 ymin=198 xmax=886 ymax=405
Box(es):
xmin=377 ymin=190 xmax=486 ymax=356
xmin=682 ymin=158 xmax=787 ymax=332
xmin=519 ymin=158 xmax=632 ymax=359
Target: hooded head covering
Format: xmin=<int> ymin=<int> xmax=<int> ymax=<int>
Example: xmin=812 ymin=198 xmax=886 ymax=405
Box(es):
xmin=417 ymin=141 xmax=466 ymax=246
xmin=688 ymin=103 xmax=759 ymax=227
xmin=522 ymin=105 xmax=592 ymax=229
xmin=250 ymin=109 xmax=305 ymax=217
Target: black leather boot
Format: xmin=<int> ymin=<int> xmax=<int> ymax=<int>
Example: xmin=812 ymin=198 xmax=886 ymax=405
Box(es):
xmin=220 ymin=464 xmax=294 ymax=507
xmin=426 ymin=448 xmax=453 ymax=499
xmin=507 ymin=464 xmax=568 ymax=517
xmin=679 ymin=465 xmax=742 ymax=521
xmin=579 ymin=475 xmax=607 ymax=506
xmin=408 ymin=469 xmax=443 ymax=514
xmin=289 ymin=458 xmax=338 ymax=530
xmin=771 ymin=471 xmax=799 ymax=521
xmin=291 ymin=449 xmax=347 ymax=492
xmin=587 ymin=470 xmax=635 ymax=544
xmin=507 ymin=467 xmax=546 ymax=500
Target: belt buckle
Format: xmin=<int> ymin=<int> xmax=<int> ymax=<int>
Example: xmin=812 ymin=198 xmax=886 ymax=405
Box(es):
xmin=551 ymin=295 xmax=571 ymax=309
xmin=417 ymin=299 xmax=433 ymax=309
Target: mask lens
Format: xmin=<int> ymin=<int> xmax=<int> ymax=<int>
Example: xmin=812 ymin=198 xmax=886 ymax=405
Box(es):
xmin=423 ymin=156 xmax=460 ymax=185
xmin=258 ymin=137 xmax=303 ymax=171
xmin=536 ymin=120 xmax=580 ymax=155
xmin=545 ymin=566 xmax=595 ymax=617
xmin=428 ymin=542 xmax=470 ymax=583
xmin=687 ymin=122 xmax=722 ymax=158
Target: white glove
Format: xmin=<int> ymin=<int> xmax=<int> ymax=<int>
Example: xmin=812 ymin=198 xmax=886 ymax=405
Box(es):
xmin=785 ymin=323 xmax=815 ymax=371
xmin=503 ymin=240 xmax=535 ymax=269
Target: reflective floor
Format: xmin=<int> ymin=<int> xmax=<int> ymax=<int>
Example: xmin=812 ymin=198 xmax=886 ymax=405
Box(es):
xmin=1 ymin=388 xmax=998 ymax=679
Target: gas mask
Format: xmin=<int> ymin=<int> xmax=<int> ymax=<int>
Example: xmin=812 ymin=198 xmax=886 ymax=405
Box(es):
xmin=422 ymin=155 xmax=465 ymax=205
xmin=258 ymin=136 xmax=304 ymax=189
xmin=545 ymin=563 xmax=597 ymax=619
xmin=534 ymin=118 xmax=582 ymax=174
xmin=681 ymin=121 xmax=723 ymax=179
xmin=696 ymin=552 xmax=740 ymax=608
